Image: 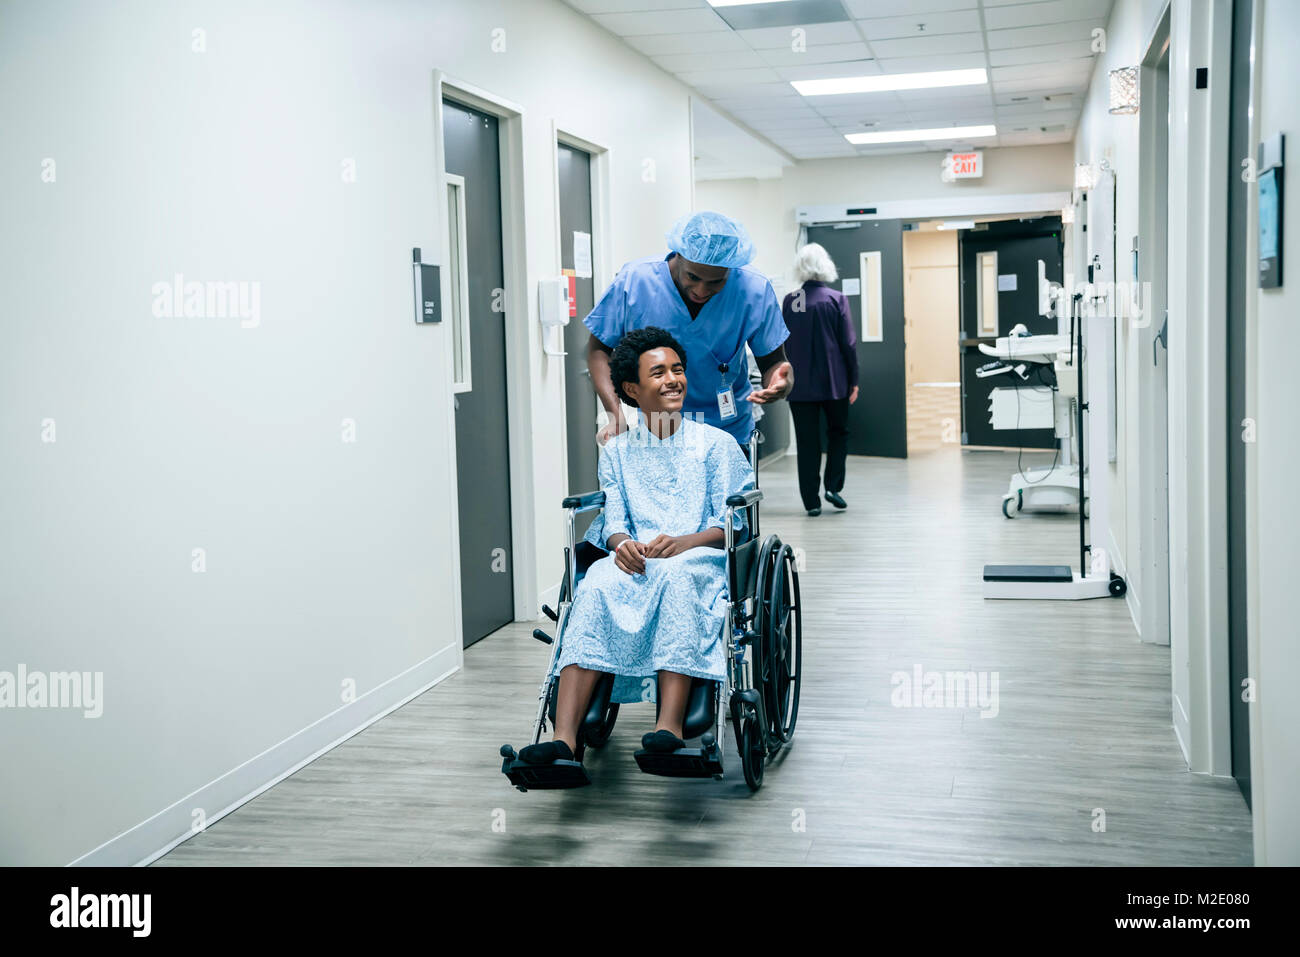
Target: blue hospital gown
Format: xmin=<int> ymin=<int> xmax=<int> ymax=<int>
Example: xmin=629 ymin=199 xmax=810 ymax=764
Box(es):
xmin=555 ymin=418 xmax=755 ymax=704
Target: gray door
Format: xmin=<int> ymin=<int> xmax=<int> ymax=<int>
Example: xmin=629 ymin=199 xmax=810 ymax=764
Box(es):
xmin=557 ymin=143 xmax=598 ymax=495
xmin=804 ymin=220 xmax=907 ymax=458
xmin=443 ymin=99 xmax=514 ymax=649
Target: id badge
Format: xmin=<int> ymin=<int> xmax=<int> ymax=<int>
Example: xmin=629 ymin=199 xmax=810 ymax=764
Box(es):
xmin=717 ymin=389 xmax=737 ymax=420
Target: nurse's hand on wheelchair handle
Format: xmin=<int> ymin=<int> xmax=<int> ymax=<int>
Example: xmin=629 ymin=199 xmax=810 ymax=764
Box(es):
xmin=597 ymin=412 xmax=629 ymax=446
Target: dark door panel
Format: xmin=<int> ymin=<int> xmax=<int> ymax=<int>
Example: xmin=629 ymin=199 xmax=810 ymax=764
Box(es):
xmin=443 ymin=99 xmax=514 ymax=648
xmin=804 ymin=220 xmax=907 ymax=458
xmin=557 ymin=144 xmax=598 ymax=496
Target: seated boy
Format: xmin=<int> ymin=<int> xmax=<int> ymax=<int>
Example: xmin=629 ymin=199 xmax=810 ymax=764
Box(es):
xmin=519 ymin=326 xmax=755 ymax=764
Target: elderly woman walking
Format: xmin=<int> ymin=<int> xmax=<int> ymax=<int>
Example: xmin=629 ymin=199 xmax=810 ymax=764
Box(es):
xmin=781 ymin=243 xmax=859 ymax=516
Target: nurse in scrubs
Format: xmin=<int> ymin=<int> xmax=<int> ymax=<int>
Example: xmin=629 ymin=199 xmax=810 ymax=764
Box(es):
xmin=585 ymin=211 xmax=794 ymax=451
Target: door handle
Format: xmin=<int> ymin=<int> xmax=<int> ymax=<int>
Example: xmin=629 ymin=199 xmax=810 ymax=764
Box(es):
xmin=1152 ymin=314 xmax=1168 ymax=366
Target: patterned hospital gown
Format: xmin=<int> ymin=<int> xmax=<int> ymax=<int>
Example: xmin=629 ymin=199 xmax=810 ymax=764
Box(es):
xmin=555 ymin=417 xmax=755 ymax=704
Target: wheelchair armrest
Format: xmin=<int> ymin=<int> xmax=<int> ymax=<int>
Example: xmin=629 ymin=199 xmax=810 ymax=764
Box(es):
xmin=726 ymin=490 xmax=763 ymax=508
xmin=562 ymin=490 xmax=606 ymax=513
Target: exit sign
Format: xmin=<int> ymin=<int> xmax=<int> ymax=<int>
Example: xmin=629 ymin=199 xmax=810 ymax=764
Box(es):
xmin=946 ymin=151 xmax=983 ymax=179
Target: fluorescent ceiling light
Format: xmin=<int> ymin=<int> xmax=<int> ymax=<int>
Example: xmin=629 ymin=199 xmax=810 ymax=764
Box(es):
xmin=845 ymin=124 xmax=997 ymax=145
xmin=937 ymin=221 xmax=976 ymax=230
xmin=708 ymin=0 xmax=795 ymax=7
xmin=792 ymin=68 xmax=987 ymax=97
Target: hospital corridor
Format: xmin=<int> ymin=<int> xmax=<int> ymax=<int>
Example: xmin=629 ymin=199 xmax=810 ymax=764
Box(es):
xmin=1 ymin=0 xmax=1297 ymax=926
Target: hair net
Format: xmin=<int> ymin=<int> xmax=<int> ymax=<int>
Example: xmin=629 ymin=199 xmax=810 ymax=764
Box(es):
xmin=665 ymin=211 xmax=755 ymax=268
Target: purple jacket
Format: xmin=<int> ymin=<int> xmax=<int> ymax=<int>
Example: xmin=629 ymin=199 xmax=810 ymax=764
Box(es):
xmin=781 ymin=281 xmax=859 ymax=402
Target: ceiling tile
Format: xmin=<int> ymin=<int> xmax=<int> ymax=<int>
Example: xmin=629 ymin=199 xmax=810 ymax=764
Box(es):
xmin=991 ymin=60 xmax=1095 ymax=84
xmin=983 ymin=0 xmax=1109 ymax=30
xmin=624 ymin=31 xmax=749 ymax=55
xmin=873 ymin=52 xmax=989 ymax=71
xmin=677 ymin=66 xmax=785 ymax=86
xmin=735 ymin=21 xmax=857 ymax=49
xmin=987 ymin=39 xmax=1096 ymax=66
xmin=866 ymin=32 xmax=987 ymax=57
xmin=775 ymin=61 xmax=884 ymax=82
xmin=565 ymin=0 xmax=704 ymax=14
xmin=755 ymin=41 xmax=873 ymax=67
xmin=986 ymin=20 xmax=1105 ymax=50
xmin=857 ymin=9 xmax=983 ymax=41
xmin=590 ymin=8 xmax=727 ymax=37
xmin=844 ymin=0 xmax=978 ymax=15
xmin=651 ymin=49 xmax=767 ymax=72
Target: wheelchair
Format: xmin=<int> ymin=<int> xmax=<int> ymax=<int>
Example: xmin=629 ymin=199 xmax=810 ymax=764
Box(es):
xmin=500 ymin=429 xmax=802 ymax=793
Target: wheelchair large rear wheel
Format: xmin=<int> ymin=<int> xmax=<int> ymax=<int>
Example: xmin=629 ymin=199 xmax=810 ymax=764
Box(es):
xmin=763 ymin=544 xmax=802 ymax=745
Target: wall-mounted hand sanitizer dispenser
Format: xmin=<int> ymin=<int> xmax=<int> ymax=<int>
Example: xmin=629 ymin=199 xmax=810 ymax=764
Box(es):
xmin=538 ymin=277 xmax=570 ymax=356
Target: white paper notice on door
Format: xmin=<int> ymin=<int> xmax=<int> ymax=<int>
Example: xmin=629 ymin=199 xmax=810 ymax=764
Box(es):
xmin=573 ymin=231 xmax=593 ymax=278
xmin=841 ymin=277 xmax=861 ymax=296
xmin=997 ymin=273 xmax=1017 ymax=291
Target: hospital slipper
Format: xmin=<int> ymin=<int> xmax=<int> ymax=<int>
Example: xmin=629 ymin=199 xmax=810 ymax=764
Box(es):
xmin=640 ymin=730 xmax=685 ymax=753
xmin=518 ymin=739 xmax=576 ymax=764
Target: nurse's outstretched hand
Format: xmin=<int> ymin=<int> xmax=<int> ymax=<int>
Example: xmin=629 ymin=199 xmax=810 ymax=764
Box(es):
xmin=597 ymin=412 xmax=629 ymax=446
xmin=746 ymin=361 xmax=793 ymax=404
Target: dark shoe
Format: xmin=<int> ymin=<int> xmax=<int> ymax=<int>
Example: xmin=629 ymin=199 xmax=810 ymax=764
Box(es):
xmin=825 ymin=491 xmax=847 ymax=509
xmin=518 ymin=739 xmax=575 ymax=764
xmin=640 ymin=730 xmax=685 ymax=753
xmin=806 ymin=507 xmax=821 ymax=516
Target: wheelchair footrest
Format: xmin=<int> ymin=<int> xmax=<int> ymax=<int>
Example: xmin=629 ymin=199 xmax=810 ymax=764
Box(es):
xmin=633 ymin=746 xmax=723 ymax=779
xmin=500 ymin=748 xmax=591 ymax=791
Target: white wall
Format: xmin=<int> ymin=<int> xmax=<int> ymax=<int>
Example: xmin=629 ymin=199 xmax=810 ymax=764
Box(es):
xmin=1247 ymin=0 xmax=1300 ymax=867
xmin=698 ymin=144 xmax=1074 ymax=287
xmin=0 ymin=0 xmax=694 ymax=865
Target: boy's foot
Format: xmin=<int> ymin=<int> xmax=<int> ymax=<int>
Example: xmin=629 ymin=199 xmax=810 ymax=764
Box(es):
xmin=518 ymin=739 xmax=576 ymax=764
xmin=641 ymin=730 xmax=685 ymax=753
xmin=825 ymin=491 xmax=847 ymax=509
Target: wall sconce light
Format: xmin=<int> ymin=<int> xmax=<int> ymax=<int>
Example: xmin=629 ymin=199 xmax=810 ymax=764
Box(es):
xmin=1109 ymin=66 xmax=1139 ymax=114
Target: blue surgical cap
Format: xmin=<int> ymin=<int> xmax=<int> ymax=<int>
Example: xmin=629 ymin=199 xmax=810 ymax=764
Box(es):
xmin=665 ymin=211 xmax=755 ymax=268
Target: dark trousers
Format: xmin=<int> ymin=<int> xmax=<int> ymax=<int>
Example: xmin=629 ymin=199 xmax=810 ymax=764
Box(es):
xmin=789 ymin=398 xmax=850 ymax=510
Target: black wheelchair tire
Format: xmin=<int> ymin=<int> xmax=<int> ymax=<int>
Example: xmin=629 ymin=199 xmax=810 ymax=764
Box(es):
xmin=740 ymin=713 xmax=764 ymax=792
xmin=583 ymin=703 xmax=619 ymax=748
xmin=764 ymin=545 xmax=802 ymax=745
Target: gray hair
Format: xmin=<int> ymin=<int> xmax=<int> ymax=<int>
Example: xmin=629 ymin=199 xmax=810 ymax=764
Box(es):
xmin=793 ymin=242 xmax=838 ymax=284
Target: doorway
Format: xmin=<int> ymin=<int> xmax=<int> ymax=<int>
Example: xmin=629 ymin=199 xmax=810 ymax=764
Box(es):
xmin=803 ymin=219 xmax=908 ymax=458
xmin=556 ymin=142 xmax=598 ymax=496
xmin=902 ymin=227 xmax=961 ymax=454
xmin=957 ymin=217 xmax=1064 ymax=450
xmin=442 ymin=98 xmax=515 ymax=649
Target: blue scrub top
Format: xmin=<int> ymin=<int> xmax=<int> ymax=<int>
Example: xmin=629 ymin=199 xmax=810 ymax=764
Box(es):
xmin=584 ymin=254 xmax=789 ymax=445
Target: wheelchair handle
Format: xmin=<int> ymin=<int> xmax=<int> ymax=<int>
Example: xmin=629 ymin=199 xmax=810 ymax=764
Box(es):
xmin=561 ymin=490 xmax=606 ymax=513
xmin=726 ymin=490 xmax=763 ymax=508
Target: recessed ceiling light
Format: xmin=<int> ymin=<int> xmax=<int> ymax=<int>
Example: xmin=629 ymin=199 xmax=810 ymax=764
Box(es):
xmin=936 ymin=221 xmax=975 ymax=230
xmin=792 ymin=68 xmax=987 ymax=97
xmin=845 ymin=124 xmax=997 ymax=145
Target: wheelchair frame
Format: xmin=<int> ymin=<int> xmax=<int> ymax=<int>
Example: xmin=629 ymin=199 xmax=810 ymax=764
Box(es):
xmin=500 ymin=428 xmax=801 ymax=792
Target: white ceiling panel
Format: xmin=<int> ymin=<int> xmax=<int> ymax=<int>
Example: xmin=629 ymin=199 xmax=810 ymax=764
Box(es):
xmin=982 ymin=0 xmax=1110 ymax=30
xmin=651 ymin=49 xmax=768 ymax=72
xmin=756 ymin=41 xmax=873 ymax=67
xmin=873 ymin=52 xmax=989 ymax=71
xmin=990 ymin=76 xmax=1090 ymax=94
xmin=734 ymin=21 xmax=857 ymax=50
xmin=844 ymin=0 xmax=978 ymax=15
xmin=986 ymin=20 xmax=1105 ymax=50
xmin=590 ymin=8 xmax=727 ymax=37
xmin=866 ymin=32 xmax=987 ymax=57
xmin=677 ymin=66 xmax=784 ymax=86
xmin=776 ymin=61 xmax=889 ymax=82
xmin=991 ymin=61 xmax=1094 ymax=83
xmin=623 ymin=30 xmax=749 ymax=55
xmin=987 ymin=39 xmax=1096 ymax=66
xmin=856 ymin=9 xmax=983 ymax=40
xmin=568 ymin=0 xmax=704 ymax=13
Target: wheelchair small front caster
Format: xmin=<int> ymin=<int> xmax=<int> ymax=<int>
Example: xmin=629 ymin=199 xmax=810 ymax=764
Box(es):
xmin=1108 ymin=575 xmax=1127 ymax=598
xmin=1002 ymin=493 xmax=1020 ymax=519
xmin=739 ymin=714 xmax=765 ymax=792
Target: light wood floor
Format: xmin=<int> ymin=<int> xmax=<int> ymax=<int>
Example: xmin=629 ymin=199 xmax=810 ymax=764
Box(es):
xmin=156 ymin=448 xmax=1253 ymax=866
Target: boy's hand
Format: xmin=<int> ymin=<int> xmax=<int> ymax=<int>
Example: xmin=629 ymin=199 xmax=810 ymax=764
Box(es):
xmin=613 ymin=538 xmax=647 ymax=575
xmin=644 ymin=533 xmax=690 ymax=559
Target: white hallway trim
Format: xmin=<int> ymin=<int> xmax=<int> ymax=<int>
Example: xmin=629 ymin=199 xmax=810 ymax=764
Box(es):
xmin=69 ymin=646 xmax=461 ymax=867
